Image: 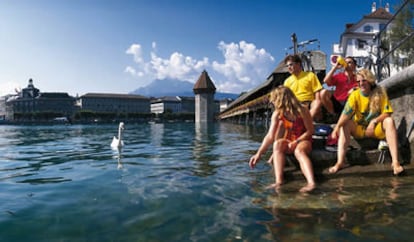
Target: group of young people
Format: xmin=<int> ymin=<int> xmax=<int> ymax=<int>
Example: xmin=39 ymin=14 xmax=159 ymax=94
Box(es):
xmin=249 ymin=54 xmax=404 ymax=193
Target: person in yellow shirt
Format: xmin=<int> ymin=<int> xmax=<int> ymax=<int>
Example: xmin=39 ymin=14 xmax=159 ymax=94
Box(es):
xmin=283 ymin=54 xmax=323 ymax=120
xmin=328 ymin=68 xmax=404 ymax=175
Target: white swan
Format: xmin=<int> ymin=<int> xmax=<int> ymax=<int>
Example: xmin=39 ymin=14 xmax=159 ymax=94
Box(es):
xmin=111 ymin=122 xmax=125 ymax=148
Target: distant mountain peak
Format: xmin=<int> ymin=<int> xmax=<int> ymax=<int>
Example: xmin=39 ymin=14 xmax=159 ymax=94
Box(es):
xmin=129 ymin=78 xmax=238 ymax=100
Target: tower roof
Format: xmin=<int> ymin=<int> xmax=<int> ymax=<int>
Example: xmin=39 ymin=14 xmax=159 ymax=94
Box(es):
xmin=193 ymin=70 xmax=216 ymax=94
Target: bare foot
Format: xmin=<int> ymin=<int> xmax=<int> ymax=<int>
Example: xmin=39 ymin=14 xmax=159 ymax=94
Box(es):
xmin=393 ymin=165 xmax=404 ymax=176
xmin=328 ymin=163 xmax=345 ymax=174
xmin=267 ymin=156 xmax=273 ymax=165
xmin=299 ymin=183 xmax=315 ymax=193
xmin=266 ymin=182 xmax=283 ymax=190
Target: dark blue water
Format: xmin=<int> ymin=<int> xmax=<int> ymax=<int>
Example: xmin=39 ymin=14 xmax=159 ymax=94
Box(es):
xmin=0 ymin=122 xmax=413 ymax=241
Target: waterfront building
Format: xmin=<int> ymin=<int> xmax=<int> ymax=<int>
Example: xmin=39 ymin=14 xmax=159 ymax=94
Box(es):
xmin=219 ymin=98 xmax=234 ymax=113
xmin=150 ymin=96 xmax=195 ymax=114
xmin=193 ymin=70 xmax=216 ymax=122
xmin=1 ymin=79 xmax=75 ymax=121
xmin=80 ymin=93 xmax=150 ymax=114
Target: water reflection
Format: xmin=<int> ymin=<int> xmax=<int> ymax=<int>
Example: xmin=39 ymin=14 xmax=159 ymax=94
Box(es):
xmin=114 ymin=147 xmax=123 ymax=169
xmin=192 ymin=122 xmax=219 ymax=177
xmin=0 ymin=124 xmax=414 ymax=241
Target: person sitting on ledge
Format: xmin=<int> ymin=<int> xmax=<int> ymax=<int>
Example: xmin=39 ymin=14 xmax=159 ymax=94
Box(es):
xmin=328 ymin=68 xmax=404 ymax=175
xmin=283 ymin=54 xmax=323 ymax=120
xmin=320 ymin=56 xmax=358 ymax=122
xmin=249 ymin=86 xmax=316 ymax=192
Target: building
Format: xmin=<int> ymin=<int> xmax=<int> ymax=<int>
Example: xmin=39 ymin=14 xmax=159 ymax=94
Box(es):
xmin=219 ymin=98 xmax=234 ymax=113
xmin=80 ymin=93 xmax=150 ymax=113
xmin=193 ymin=70 xmax=216 ymax=122
xmin=1 ymin=79 xmax=75 ymax=121
xmin=332 ymin=2 xmax=393 ymax=69
xmin=150 ymin=96 xmax=195 ymax=114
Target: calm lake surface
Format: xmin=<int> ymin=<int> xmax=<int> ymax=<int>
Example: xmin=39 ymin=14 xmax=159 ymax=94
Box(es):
xmin=1 ymin=122 xmax=413 ymax=241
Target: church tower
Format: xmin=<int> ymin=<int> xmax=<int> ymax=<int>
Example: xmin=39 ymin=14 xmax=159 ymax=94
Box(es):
xmin=193 ymin=70 xmax=216 ymax=123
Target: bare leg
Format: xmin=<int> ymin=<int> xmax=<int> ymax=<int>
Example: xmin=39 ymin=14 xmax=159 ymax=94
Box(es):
xmin=329 ymin=120 xmax=354 ymax=173
xmin=267 ymin=120 xmax=285 ymax=165
xmin=310 ymin=99 xmax=322 ymax=120
xmin=320 ymin=89 xmax=334 ymax=114
xmin=383 ymin=117 xmax=404 ymax=175
xmin=272 ymin=140 xmax=288 ymax=186
xmin=294 ymin=140 xmax=316 ymax=192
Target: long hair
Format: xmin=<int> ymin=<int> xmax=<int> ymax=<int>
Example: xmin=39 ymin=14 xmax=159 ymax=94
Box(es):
xmin=369 ymin=86 xmax=388 ymax=114
xmin=270 ymin=86 xmax=303 ymax=117
xmin=356 ymin=68 xmax=387 ymax=114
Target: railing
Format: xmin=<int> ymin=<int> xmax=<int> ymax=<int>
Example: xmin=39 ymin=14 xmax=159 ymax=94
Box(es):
xmin=376 ymin=0 xmax=414 ymax=82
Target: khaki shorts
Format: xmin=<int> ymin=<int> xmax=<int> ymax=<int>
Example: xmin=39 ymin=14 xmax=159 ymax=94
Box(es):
xmin=354 ymin=123 xmax=386 ymax=139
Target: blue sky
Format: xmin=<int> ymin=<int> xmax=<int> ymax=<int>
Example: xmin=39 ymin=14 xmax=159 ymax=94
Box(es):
xmin=0 ymin=0 xmax=400 ymax=96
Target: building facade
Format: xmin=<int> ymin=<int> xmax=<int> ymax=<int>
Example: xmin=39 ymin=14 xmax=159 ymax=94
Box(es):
xmin=1 ymin=79 xmax=75 ymax=121
xmin=332 ymin=2 xmax=393 ymax=71
xmin=150 ymin=96 xmax=195 ymax=114
xmin=80 ymin=93 xmax=150 ymax=114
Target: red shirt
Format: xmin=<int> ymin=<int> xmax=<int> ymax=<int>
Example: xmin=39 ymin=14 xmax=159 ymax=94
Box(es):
xmin=280 ymin=114 xmax=309 ymax=141
xmin=328 ymin=72 xmax=357 ymax=102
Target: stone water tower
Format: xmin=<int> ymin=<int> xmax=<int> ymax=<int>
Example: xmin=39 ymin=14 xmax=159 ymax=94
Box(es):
xmin=193 ymin=70 xmax=216 ymax=123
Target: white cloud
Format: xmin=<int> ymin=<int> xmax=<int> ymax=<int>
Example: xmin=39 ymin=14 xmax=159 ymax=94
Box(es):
xmin=126 ymin=44 xmax=144 ymax=64
xmin=125 ymin=40 xmax=275 ymax=94
xmin=212 ymin=41 xmax=275 ymax=92
xmin=150 ymin=52 xmax=209 ymax=81
xmin=0 ymin=81 xmax=21 ymax=96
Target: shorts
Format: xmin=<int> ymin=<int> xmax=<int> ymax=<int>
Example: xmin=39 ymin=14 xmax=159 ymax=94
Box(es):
xmin=354 ymin=123 xmax=386 ymax=139
xmin=331 ymin=96 xmax=345 ymax=114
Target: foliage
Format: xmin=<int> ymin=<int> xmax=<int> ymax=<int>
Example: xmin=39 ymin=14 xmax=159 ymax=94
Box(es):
xmin=388 ymin=0 xmax=414 ymax=68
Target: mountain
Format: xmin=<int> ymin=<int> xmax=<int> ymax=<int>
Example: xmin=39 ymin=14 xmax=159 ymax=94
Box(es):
xmin=129 ymin=78 xmax=239 ymax=100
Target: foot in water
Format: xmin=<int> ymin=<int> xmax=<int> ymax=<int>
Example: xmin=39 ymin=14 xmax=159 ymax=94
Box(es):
xmin=266 ymin=182 xmax=283 ymax=191
xmin=299 ymin=183 xmax=315 ymax=193
xmin=393 ymin=165 xmax=404 ymax=176
xmin=328 ymin=163 xmax=346 ymax=174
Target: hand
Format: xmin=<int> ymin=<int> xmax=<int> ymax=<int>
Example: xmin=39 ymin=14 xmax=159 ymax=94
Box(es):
xmin=288 ymin=140 xmax=298 ymax=150
xmin=331 ymin=128 xmax=339 ymax=140
xmin=249 ymin=154 xmax=260 ymax=169
xmin=365 ymin=121 xmax=376 ymax=137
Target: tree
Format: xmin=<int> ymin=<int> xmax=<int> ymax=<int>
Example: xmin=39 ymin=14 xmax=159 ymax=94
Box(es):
xmin=389 ymin=0 xmax=414 ymax=68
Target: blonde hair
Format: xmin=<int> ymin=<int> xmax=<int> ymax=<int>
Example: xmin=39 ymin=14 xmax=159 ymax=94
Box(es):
xmin=270 ymin=86 xmax=303 ymax=117
xmin=356 ymin=68 xmax=376 ymax=87
xmin=356 ymin=68 xmax=388 ymax=114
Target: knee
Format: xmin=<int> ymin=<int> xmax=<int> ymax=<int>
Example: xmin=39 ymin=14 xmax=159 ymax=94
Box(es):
xmin=320 ymin=89 xmax=330 ymax=99
xmin=382 ymin=117 xmax=396 ymax=129
xmin=273 ymin=140 xmax=285 ymax=152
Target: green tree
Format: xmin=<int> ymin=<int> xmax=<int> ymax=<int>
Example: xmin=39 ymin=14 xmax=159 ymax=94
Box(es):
xmin=389 ymin=0 xmax=414 ymax=68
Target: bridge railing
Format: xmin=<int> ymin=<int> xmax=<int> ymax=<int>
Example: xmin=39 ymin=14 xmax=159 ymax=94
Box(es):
xmin=376 ymin=0 xmax=413 ymax=82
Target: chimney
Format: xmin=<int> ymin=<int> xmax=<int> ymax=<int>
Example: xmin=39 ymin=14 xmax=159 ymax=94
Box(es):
xmin=385 ymin=3 xmax=390 ymax=12
xmin=372 ymin=2 xmax=376 ymax=12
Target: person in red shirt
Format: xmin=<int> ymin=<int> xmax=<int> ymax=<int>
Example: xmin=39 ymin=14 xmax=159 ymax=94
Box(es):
xmin=320 ymin=56 xmax=358 ymax=119
xmin=249 ymin=86 xmax=315 ymax=193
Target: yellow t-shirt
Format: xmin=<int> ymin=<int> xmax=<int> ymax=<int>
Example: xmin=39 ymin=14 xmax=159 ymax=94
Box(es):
xmin=343 ymin=89 xmax=393 ymax=127
xmin=283 ymin=71 xmax=322 ymax=102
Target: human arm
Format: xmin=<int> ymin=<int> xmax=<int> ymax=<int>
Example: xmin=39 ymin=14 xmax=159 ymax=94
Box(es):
xmin=365 ymin=113 xmax=391 ymax=137
xmin=323 ymin=62 xmax=341 ymax=86
xmin=249 ymin=111 xmax=280 ymax=168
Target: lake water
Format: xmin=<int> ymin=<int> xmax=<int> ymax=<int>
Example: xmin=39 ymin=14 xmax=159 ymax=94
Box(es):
xmin=1 ymin=122 xmax=413 ymax=241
